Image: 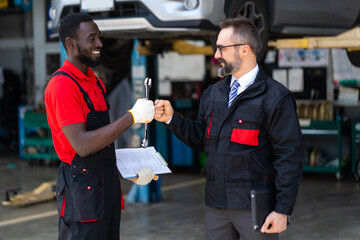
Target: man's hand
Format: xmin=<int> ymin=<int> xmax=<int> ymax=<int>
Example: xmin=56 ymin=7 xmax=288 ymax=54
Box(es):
xmin=128 ymin=98 xmax=154 ymax=124
xmin=154 ymin=99 xmax=174 ymax=123
xmin=261 ymin=211 xmax=288 ymax=233
xmin=129 ymin=167 xmax=157 ymax=185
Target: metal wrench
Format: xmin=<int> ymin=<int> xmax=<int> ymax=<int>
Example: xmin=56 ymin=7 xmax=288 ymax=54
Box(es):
xmin=141 ymin=77 xmax=152 ymax=148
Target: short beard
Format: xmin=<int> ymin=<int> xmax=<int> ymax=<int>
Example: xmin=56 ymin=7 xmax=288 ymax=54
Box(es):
xmin=217 ymin=65 xmax=229 ymax=78
xmin=79 ymin=54 xmax=101 ymax=68
xmin=217 ymin=51 xmax=242 ymax=78
xmin=78 ymin=46 xmax=101 ymax=68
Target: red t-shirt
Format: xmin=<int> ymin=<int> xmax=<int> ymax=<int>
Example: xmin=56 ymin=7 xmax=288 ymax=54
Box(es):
xmin=45 ymin=60 xmax=107 ymax=164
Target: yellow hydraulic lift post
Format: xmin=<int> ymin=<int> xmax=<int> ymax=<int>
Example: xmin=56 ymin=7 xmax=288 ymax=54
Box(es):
xmin=268 ymin=27 xmax=360 ymax=51
xmin=137 ymin=40 xmax=214 ymax=56
xmin=171 ymin=40 xmax=214 ymax=56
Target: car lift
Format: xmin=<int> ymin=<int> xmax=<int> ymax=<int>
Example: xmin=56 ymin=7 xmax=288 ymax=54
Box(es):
xmin=137 ymin=40 xmax=214 ymax=56
xmin=268 ymin=26 xmax=360 ymax=49
xmin=136 ymin=27 xmax=360 ymax=61
xmin=268 ymin=27 xmax=360 ymax=67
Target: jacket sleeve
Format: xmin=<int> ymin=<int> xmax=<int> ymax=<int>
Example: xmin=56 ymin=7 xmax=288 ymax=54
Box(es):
xmin=267 ymin=93 xmax=304 ymax=215
xmin=166 ymin=93 xmax=208 ymax=152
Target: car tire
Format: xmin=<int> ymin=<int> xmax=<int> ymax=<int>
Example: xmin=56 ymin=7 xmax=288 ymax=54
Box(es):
xmin=346 ymin=49 xmax=360 ymax=67
xmin=226 ymin=0 xmax=269 ymax=63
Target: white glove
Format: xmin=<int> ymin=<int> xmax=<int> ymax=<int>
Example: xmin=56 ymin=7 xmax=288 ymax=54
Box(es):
xmin=128 ymin=98 xmax=154 ymax=124
xmin=131 ymin=167 xmax=155 ymax=185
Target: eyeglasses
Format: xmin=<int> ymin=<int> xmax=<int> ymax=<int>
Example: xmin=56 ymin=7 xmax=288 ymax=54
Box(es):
xmin=216 ymin=43 xmax=247 ymax=55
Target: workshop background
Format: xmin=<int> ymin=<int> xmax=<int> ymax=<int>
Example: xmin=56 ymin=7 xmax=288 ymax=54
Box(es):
xmin=1 ymin=0 xmax=360 ymax=239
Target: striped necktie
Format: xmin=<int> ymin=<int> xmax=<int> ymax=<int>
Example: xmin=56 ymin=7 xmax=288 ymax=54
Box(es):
xmin=228 ymin=80 xmax=240 ymax=108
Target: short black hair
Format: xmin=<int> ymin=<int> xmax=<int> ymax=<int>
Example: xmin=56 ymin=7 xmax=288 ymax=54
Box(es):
xmin=219 ymin=17 xmax=260 ymax=57
xmin=58 ymin=12 xmax=93 ymax=50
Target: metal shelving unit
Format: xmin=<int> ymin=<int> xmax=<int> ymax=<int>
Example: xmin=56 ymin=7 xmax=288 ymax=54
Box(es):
xmin=301 ymin=120 xmax=344 ymax=179
xmin=18 ymin=105 xmax=58 ymax=162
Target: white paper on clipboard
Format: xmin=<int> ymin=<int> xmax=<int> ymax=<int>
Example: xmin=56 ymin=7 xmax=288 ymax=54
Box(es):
xmin=115 ymin=147 xmax=171 ymax=179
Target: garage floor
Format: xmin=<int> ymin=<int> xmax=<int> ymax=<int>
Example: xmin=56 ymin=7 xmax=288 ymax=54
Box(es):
xmin=1 ymin=156 xmax=360 ymax=240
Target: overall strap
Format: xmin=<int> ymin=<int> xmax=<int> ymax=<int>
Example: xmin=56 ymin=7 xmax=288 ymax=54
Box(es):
xmin=50 ymin=71 xmax=95 ymax=112
xmin=95 ymin=77 xmax=110 ymax=110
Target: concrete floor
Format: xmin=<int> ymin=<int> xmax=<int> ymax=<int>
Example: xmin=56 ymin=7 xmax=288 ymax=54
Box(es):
xmin=0 ymin=156 xmax=360 ymax=240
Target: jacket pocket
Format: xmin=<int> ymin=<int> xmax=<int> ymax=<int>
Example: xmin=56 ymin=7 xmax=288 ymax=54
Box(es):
xmin=71 ymin=169 xmax=105 ymax=222
xmin=230 ymin=112 xmax=263 ymax=146
xmin=231 ymin=128 xmax=260 ymax=146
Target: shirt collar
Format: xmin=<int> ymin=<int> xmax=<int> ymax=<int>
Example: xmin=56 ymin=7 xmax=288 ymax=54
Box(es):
xmin=230 ymin=64 xmax=259 ymax=88
xmin=63 ymin=60 xmax=97 ymax=81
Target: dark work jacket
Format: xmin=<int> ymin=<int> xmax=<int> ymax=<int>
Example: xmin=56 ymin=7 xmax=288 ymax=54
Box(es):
xmin=167 ymin=68 xmax=304 ymax=215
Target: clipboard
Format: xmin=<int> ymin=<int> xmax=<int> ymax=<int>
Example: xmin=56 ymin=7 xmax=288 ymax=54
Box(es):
xmin=115 ymin=146 xmax=171 ymax=179
xmin=250 ymin=188 xmax=276 ymax=231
